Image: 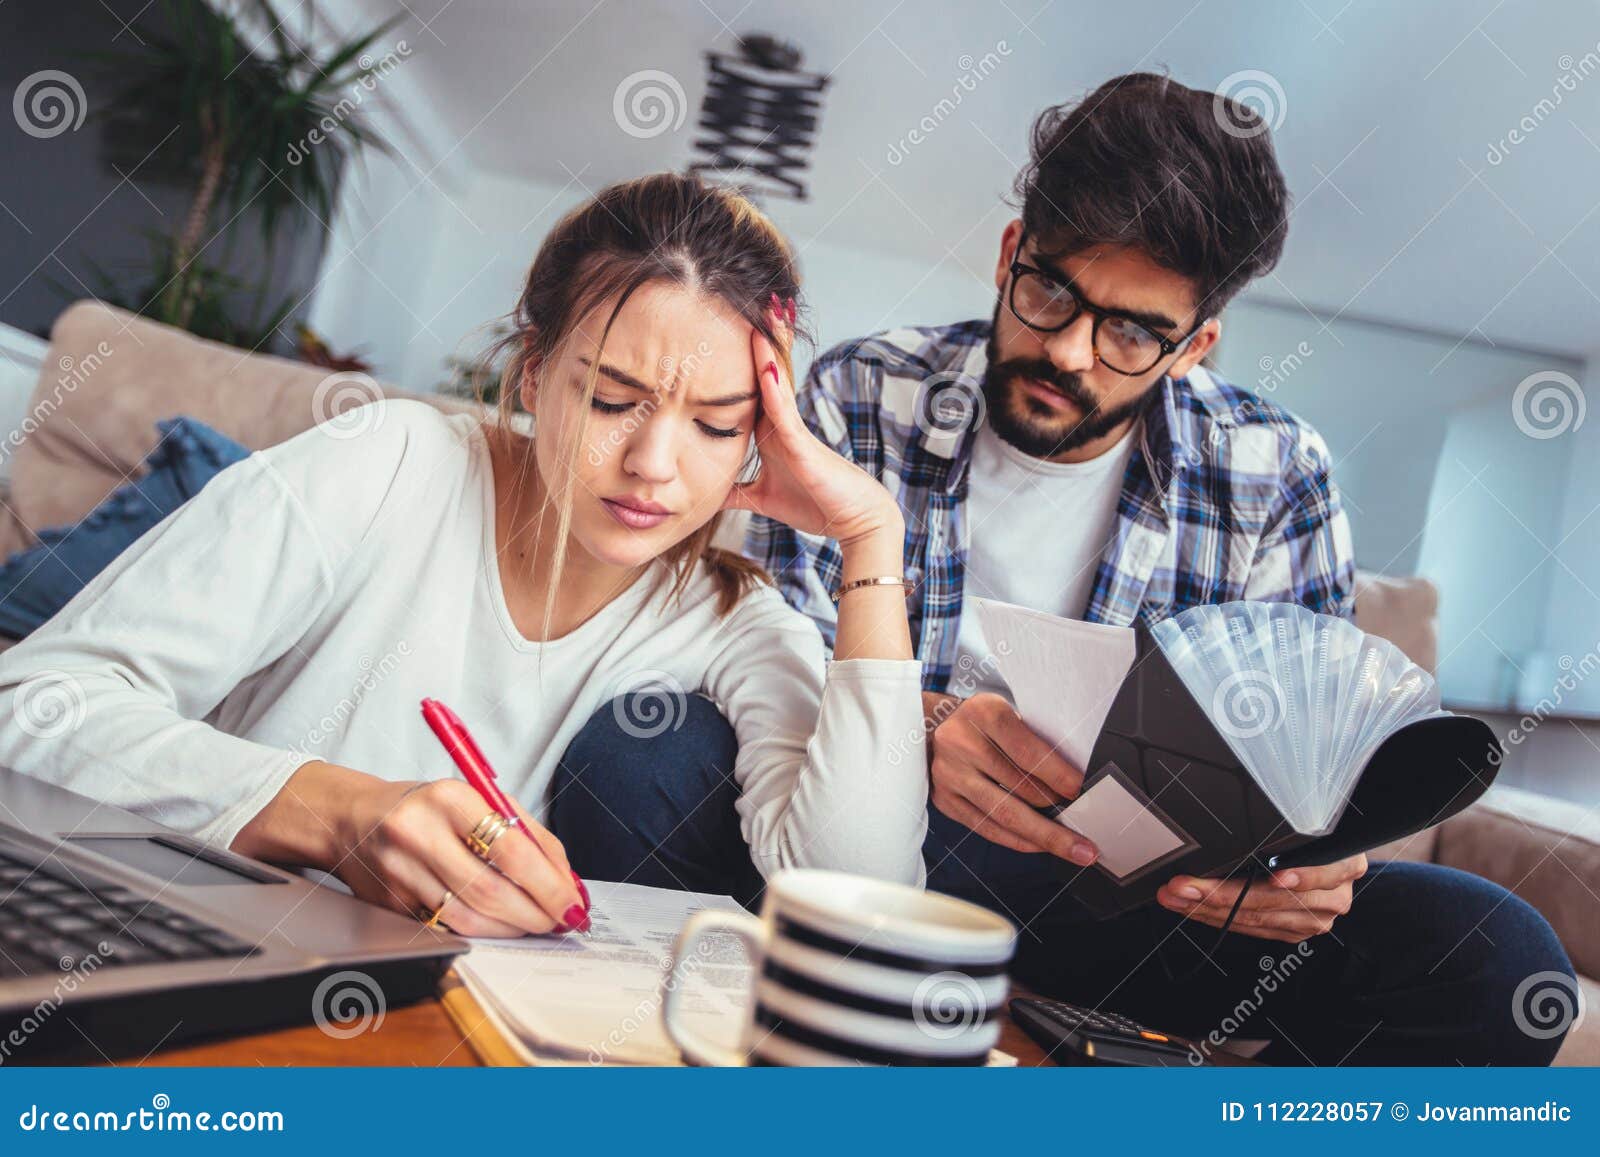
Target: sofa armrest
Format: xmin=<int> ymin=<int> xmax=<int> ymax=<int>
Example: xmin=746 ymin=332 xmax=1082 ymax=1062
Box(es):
xmin=1352 ymin=570 xmax=1439 ymax=673
xmin=1368 ymin=825 xmax=1441 ymax=865
xmin=1431 ymin=786 xmax=1600 ymax=979
xmin=8 ymin=301 xmax=482 ymax=542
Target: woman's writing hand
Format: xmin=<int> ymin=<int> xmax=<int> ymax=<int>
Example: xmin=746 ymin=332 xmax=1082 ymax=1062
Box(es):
xmin=236 ymin=761 xmax=587 ymax=936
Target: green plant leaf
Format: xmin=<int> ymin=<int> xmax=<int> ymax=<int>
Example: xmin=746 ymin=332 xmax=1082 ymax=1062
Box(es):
xmin=84 ymin=0 xmax=395 ymax=346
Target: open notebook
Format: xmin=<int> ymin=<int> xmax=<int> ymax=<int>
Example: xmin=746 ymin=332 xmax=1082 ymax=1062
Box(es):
xmin=448 ymin=881 xmax=748 ymax=1066
xmin=443 ymin=880 xmax=1016 ymax=1066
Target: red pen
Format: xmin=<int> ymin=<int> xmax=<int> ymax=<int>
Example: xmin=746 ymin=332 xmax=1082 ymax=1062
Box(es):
xmin=420 ymin=697 xmax=590 ymax=933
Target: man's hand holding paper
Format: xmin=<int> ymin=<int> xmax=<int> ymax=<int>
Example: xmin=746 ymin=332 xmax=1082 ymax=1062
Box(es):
xmin=924 ymin=689 xmax=1096 ymax=863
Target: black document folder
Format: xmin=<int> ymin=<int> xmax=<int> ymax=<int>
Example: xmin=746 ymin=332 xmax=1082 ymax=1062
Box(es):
xmin=1052 ymin=628 xmax=1502 ymax=919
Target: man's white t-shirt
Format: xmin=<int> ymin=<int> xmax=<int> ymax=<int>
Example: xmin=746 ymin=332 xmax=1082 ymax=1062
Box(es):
xmin=950 ymin=420 xmax=1139 ymax=697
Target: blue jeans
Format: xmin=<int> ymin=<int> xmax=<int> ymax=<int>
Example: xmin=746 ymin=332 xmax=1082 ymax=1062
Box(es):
xmin=548 ymin=693 xmax=766 ymax=908
xmin=552 ymin=697 xmax=1576 ymax=1065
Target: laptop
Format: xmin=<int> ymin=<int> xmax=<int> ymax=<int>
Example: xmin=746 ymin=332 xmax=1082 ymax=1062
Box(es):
xmin=0 ymin=765 xmax=467 ymax=1062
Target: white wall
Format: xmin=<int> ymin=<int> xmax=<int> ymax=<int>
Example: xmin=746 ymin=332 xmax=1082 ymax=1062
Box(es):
xmin=1210 ymin=300 xmax=1588 ymax=717
xmin=1536 ymin=350 xmax=1600 ymax=718
xmin=309 ymin=169 xmax=994 ymax=394
xmin=1414 ymin=389 xmax=1574 ymax=708
xmin=790 ymin=238 xmax=992 ymax=359
xmin=307 ymin=150 xmax=461 ymax=390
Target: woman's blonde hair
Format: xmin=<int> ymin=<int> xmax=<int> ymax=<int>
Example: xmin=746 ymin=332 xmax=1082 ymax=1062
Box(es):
xmin=480 ymin=171 xmax=799 ymax=625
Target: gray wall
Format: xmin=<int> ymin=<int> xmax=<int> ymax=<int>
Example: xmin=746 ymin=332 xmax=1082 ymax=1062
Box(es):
xmin=0 ymin=0 xmax=331 ymax=348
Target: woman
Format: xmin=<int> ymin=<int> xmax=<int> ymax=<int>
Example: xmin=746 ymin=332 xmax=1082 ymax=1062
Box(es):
xmin=0 ymin=173 xmax=927 ymax=937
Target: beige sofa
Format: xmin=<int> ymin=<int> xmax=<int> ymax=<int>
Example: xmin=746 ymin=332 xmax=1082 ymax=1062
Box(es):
xmin=4 ymin=301 xmax=1596 ymax=1063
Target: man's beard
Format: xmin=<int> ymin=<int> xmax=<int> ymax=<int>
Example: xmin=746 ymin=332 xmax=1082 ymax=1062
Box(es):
xmin=982 ymin=301 xmax=1158 ymax=459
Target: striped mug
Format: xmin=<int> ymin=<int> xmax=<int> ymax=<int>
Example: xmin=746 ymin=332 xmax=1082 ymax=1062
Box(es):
xmin=660 ymin=869 xmax=1016 ymax=1066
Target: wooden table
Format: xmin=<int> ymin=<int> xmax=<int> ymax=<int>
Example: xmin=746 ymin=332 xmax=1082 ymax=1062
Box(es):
xmin=136 ymin=992 xmax=1054 ymax=1067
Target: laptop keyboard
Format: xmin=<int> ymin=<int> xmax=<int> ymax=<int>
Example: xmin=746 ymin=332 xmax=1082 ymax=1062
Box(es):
xmin=0 ymin=847 xmax=258 ymax=979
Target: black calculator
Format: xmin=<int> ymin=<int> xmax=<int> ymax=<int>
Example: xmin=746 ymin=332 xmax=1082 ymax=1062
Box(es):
xmin=1009 ymin=998 xmax=1203 ymax=1067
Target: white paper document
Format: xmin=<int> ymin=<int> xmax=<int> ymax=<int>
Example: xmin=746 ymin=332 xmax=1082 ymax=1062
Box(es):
xmin=975 ymin=597 xmax=1137 ymax=771
xmin=456 ymin=880 xmax=753 ymax=1066
xmin=1052 ymin=772 xmax=1191 ymax=880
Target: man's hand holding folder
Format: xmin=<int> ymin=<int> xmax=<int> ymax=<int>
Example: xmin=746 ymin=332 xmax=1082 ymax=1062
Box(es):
xmin=1155 ymin=853 xmax=1368 ymax=943
xmin=923 ymin=691 xmax=1371 ymax=944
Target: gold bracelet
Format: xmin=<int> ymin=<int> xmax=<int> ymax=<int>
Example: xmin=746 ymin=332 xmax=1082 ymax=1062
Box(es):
xmin=831 ymin=575 xmax=912 ymax=603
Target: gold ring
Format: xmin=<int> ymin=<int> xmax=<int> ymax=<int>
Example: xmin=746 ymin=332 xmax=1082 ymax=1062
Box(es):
xmin=423 ymin=889 xmax=454 ymax=929
xmin=467 ymin=813 xmax=512 ymax=860
xmin=470 ymin=811 xmax=509 ymax=841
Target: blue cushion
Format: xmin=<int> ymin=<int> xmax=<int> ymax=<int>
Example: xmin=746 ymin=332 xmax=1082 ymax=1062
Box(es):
xmin=0 ymin=417 xmax=250 ymax=638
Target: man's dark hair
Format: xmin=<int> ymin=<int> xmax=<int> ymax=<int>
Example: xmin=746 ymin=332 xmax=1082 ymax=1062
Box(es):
xmin=1012 ymin=71 xmax=1290 ymax=319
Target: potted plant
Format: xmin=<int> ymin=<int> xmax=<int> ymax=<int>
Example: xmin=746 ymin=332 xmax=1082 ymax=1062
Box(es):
xmin=91 ymin=0 xmax=398 ymax=342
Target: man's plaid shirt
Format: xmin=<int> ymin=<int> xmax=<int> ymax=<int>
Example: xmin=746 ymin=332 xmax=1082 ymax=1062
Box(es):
xmin=745 ymin=318 xmax=1356 ymax=693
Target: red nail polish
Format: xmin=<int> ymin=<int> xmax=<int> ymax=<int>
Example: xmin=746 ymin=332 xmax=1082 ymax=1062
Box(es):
xmin=562 ymin=903 xmax=589 ymax=932
xmin=769 ymin=291 xmax=781 ymax=315
xmin=764 ymin=360 xmax=779 ymax=384
xmin=785 ymin=297 xmax=796 ymax=325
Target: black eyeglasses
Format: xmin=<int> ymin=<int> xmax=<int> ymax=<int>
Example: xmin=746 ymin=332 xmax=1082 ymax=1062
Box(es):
xmin=1006 ymin=232 xmax=1203 ymax=376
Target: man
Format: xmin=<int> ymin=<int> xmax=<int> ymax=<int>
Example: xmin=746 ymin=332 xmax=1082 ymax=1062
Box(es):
xmin=741 ymin=72 xmax=1572 ymax=1065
